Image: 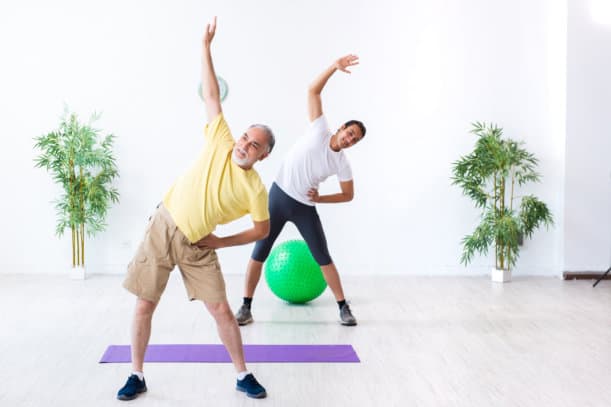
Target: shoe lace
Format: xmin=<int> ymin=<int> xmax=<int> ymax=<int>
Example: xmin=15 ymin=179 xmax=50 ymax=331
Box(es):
xmin=341 ymin=305 xmax=355 ymax=320
xmin=127 ymin=375 xmax=141 ymax=386
xmin=244 ymin=374 xmax=260 ymax=387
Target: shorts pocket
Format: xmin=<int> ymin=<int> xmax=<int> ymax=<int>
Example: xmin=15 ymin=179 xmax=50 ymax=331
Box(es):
xmin=184 ymin=244 xmax=217 ymax=266
xmin=186 ymin=244 xmax=206 ymax=262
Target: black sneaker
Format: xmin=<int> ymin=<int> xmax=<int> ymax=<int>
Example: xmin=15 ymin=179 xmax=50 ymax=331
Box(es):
xmin=117 ymin=374 xmax=147 ymax=401
xmin=235 ymin=304 xmax=253 ymax=326
xmin=340 ymin=303 xmax=357 ymax=326
xmin=236 ymin=373 xmax=267 ymax=399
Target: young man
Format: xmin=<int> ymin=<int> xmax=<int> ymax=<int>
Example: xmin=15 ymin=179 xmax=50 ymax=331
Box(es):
xmin=117 ymin=17 xmax=273 ymax=401
xmin=235 ymin=54 xmax=366 ymax=327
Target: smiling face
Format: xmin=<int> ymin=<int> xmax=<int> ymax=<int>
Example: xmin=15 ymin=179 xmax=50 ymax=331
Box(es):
xmin=336 ymin=123 xmax=364 ymax=149
xmin=232 ymin=127 xmax=271 ymax=169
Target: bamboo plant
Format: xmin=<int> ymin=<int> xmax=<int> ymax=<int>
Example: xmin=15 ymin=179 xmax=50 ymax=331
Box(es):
xmin=451 ymin=122 xmax=553 ymax=271
xmin=34 ymin=109 xmax=119 ymax=269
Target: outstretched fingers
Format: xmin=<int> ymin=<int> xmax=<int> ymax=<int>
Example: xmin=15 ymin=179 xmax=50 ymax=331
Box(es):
xmin=337 ymin=54 xmax=360 ymax=73
xmin=209 ymin=16 xmax=217 ymax=35
xmin=203 ymin=16 xmax=217 ymax=46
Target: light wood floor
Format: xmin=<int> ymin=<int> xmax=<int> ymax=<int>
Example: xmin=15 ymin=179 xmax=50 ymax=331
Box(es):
xmin=1 ymin=273 xmax=610 ymax=407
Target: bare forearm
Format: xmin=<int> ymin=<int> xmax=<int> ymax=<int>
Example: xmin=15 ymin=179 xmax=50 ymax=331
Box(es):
xmin=308 ymin=64 xmax=337 ymax=95
xmin=201 ymin=46 xmax=220 ymax=100
xmin=218 ymin=228 xmax=268 ymax=248
xmin=317 ymin=192 xmax=353 ymax=204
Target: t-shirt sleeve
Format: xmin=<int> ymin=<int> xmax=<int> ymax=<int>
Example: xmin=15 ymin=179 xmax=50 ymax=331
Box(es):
xmin=309 ymin=114 xmax=330 ymax=138
xmin=337 ymin=157 xmax=353 ymax=182
xmin=204 ymin=113 xmax=234 ymax=147
xmin=250 ymin=185 xmax=270 ymax=222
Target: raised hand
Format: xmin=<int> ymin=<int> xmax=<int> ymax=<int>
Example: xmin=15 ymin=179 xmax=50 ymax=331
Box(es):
xmin=202 ymin=16 xmax=217 ymax=48
xmin=201 ymin=16 xmax=222 ymax=121
xmin=335 ymin=54 xmax=359 ymax=74
xmin=308 ymin=53 xmax=360 ymax=121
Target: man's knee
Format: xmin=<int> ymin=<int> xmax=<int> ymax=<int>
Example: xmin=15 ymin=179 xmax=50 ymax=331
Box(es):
xmin=206 ymin=301 xmax=232 ymax=321
xmin=135 ymin=298 xmax=156 ymax=318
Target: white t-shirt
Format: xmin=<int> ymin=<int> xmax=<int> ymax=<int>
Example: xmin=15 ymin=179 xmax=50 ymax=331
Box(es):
xmin=275 ymin=115 xmax=353 ymax=206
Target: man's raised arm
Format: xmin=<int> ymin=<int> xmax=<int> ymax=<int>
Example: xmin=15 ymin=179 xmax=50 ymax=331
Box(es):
xmin=307 ymin=54 xmax=359 ymax=122
xmin=201 ymin=16 xmax=222 ymax=123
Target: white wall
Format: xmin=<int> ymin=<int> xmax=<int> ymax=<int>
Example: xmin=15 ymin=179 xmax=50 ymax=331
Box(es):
xmin=564 ymin=0 xmax=611 ymax=272
xmin=0 ymin=0 xmax=570 ymax=276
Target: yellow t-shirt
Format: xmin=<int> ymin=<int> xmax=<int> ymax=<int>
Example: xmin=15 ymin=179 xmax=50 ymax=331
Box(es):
xmin=163 ymin=114 xmax=269 ymax=243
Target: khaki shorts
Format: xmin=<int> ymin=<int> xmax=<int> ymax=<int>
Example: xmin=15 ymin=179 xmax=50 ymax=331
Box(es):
xmin=123 ymin=204 xmax=227 ymax=304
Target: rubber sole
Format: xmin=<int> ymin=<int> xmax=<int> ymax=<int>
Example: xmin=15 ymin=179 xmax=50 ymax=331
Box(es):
xmin=236 ymin=317 xmax=253 ymax=326
xmin=117 ymin=387 xmax=147 ymax=401
xmin=236 ymin=386 xmax=267 ymax=399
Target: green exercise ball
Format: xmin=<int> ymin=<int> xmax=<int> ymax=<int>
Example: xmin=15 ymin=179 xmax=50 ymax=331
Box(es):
xmin=264 ymin=240 xmax=327 ymax=304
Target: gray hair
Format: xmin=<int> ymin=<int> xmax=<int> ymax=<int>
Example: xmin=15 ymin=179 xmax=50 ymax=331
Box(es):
xmin=248 ymin=124 xmax=275 ymax=153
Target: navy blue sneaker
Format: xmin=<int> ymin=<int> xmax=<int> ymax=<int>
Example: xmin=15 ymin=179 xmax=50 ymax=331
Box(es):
xmin=117 ymin=374 xmax=147 ymax=401
xmin=236 ymin=373 xmax=267 ymax=399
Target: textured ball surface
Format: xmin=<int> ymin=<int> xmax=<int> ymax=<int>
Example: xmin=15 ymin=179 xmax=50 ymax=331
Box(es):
xmin=265 ymin=240 xmax=327 ymax=304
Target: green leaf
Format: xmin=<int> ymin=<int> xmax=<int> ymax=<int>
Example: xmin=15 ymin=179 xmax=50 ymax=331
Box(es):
xmin=451 ymin=122 xmax=554 ymax=269
xmin=33 ymin=107 xmax=121 ymax=256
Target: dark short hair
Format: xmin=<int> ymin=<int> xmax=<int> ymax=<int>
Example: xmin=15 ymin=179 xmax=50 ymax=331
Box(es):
xmin=344 ymin=120 xmax=366 ymax=138
xmin=248 ymin=124 xmax=275 ymax=153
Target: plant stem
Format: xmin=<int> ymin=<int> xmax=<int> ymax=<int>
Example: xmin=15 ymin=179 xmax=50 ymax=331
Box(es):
xmin=75 ymin=226 xmax=79 ymax=266
xmin=71 ymin=225 xmax=76 ymax=267
xmin=508 ymin=168 xmax=515 ymax=270
xmin=494 ymin=173 xmax=498 ymax=269
xmin=69 ymin=153 xmax=76 ymax=267
xmin=499 ymin=175 xmax=505 ymax=270
xmin=79 ymin=167 xmax=85 ymax=267
xmin=78 ymin=226 xmax=82 ymax=266
xmin=80 ymin=222 xmax=85 ymax=267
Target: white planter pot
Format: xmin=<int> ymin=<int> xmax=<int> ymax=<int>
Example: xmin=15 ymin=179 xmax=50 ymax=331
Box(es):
xmin=70 ymin=265 xmax=86 ymax=280
xmin=491 ymin=267 xmax=511 ymax=283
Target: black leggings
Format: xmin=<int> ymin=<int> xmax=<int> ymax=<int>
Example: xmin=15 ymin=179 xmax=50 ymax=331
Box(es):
xmin=251 ymin=183 xmax=332 ymax=266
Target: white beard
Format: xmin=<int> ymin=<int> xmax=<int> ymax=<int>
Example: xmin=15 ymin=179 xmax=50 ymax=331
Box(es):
xmin=232 ymin=147 xmax=250 ymax=167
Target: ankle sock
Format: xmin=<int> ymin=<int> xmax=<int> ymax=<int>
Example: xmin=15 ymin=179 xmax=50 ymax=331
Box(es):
xmin=243 ymin=297 xmax=253 ymax=309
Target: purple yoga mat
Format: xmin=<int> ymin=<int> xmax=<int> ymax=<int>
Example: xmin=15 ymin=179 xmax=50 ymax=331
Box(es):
xmin=100 ymin=344 xmax=359 ymax=363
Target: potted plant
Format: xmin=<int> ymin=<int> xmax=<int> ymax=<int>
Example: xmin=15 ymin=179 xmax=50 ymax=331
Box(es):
xmin=34 ymin=108 xmax=119 ymax=279
xmin=451 ymin=122 xmax=553 ymax=282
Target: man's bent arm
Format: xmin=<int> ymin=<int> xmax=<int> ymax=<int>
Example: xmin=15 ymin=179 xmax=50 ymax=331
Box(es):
xmin=307 ymin=180 xmax=354 ymax=204
xmin=194 ymin=220 xmax=270 ymax=249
